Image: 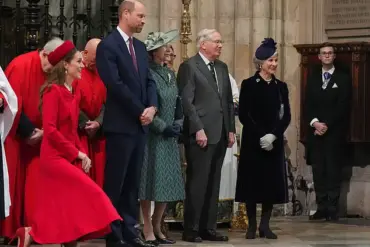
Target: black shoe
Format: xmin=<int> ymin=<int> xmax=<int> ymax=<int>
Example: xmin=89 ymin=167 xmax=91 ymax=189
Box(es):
xmin=129 ymin=238 xmax=156 ymax=247
xmin=182 ymin=231 xmax=202 ymax=243
xmin=258 ymin=228 xmax=277 ymax=239
xmin=327 ymin=210 xmax=339 ymax=221
xmin=245 ymin=226 xmax=257 ymax=239
xmin=106 ymin=240 xmax=132 ymax=247
xmin=145 ymin=240 xmax=159 ymax=246
xmin=199 ymin=229 xmax=229 ymax=241
xmin=309 ymin=210 xmax=327 ymax=220
xmin=245 ymin=229 xmax=256 ymax=239
xmin=154 ymin=234 xmax=176 ymax=244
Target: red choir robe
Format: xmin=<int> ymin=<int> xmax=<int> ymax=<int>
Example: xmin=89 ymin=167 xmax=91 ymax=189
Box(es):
xmin=0 ymin=93 xmax=9 ymax=109
xmin=72 ymin=67 xmax=106 ymax=187
xmin=1 ymin=51 xmax=45 ymax=237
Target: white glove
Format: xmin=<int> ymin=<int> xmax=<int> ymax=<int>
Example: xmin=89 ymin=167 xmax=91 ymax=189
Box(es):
xmin=260 ymin=134 xmax=277 ymax=147
xmin=262 ymin=143 xmax=273 ymax=151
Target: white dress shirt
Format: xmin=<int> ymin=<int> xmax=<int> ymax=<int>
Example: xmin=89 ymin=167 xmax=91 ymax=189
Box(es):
xmin=198 ymin=52 xmax=219 ymax=89
xmin=116 ymin=26 xmax=136 ymax=56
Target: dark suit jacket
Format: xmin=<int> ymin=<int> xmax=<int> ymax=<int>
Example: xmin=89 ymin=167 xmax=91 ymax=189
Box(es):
xmin=177 ymin=53 xmax=235 ymax=144
xmin=96 ymin=28 xmax=157 ymax=135
xmin=305 ymin=68 xmax=352 ymax=163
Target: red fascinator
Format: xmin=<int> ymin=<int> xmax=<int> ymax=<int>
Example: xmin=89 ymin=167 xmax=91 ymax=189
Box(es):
xmin=47 ymin=40 xmax=75 ymax=66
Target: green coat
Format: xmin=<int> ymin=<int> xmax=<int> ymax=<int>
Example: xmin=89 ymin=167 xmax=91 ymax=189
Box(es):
xmin=139 ymin=62 xmax=185 ymax=202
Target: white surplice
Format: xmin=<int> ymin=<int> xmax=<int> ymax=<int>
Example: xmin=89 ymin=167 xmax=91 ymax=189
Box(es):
xmin=219 ymin=74 xmax=239 ymax=200
xmin=0 ymin=66 xmax=18 ymax=217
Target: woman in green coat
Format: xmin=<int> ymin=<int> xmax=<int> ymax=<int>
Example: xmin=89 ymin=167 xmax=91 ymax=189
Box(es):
xmin=139 ymin=30 xmax=185 ymax=245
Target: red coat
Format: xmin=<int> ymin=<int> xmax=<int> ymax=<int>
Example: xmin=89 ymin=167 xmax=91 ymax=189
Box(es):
xmin=1 ymin=51 xmax=45 ymax=237
xmin=73 ymin=67 xmax=106 ymax=187
xmin=41 ymin=84 xmax=82 ymax=162
xmin=29 ymin=84 xmax=120 ymax=243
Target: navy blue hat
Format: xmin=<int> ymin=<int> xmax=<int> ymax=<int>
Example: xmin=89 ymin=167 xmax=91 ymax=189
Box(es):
xmin=255 ymin=38 xmax=277 ymax=60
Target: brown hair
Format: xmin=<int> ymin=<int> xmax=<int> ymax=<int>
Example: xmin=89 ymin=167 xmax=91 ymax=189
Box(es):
xmin=319 ymin=42 xmax=335 ymax=52
xmin=39 ymin=48 xmax=78 ymax=112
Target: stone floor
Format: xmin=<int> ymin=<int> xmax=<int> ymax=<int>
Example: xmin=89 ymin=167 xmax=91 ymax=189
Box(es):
xmin=9 ymin=217 xmax=370 ymax=247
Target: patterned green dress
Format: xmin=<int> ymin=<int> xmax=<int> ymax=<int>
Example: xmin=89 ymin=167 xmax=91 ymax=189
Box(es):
xmin=139 ymin=61 xmax=185 ymax=202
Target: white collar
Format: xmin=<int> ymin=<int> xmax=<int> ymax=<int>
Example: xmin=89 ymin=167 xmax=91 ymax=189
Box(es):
xmin=198 ymin=52 xmax=213 ymax=66
xmin=322 ymin=66 xmax=335 ymax=74
xmin=117 ymin=26 xmax=130 ymax=43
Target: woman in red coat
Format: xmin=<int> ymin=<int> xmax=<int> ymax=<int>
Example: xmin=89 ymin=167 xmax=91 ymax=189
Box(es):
xmin=13 ymin=41 xmax=121 ymax=247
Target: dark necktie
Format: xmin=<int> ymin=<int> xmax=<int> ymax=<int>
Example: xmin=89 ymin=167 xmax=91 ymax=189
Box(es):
xmin=208 ymin=62 xmax=219 ymax=91
xmin=323 ymin=72 xmax=331 ymax=89
xmin=208 ymin=62 xmax=216 ymax=82
xmin=128 ymin=37 xmax=138 ymax=72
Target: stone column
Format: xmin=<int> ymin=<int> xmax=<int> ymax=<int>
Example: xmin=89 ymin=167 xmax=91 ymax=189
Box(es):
xmin=234 ymin=0 xmax=253 ymax=85
xmin=270 ymin=0 xmax=284 ymax=78
xmin=217 ymin=0 xmax=235 ymax=74
xmin=298 ymin=0 xmax=314 ymax=43
xmin=251 ymin=0 xmax=270 ymax=55
xmin=136 ymin=0 xmax=160 ymax=40
xmin=312 ymin=0 xmax=327 ymax=43
xmin=282 ymin=0 xmax=302 ymax=175
xmin=197 ymin=0 xmax=216 ymax=30
xmin=159 ymin=0 xmax=182 ymax=68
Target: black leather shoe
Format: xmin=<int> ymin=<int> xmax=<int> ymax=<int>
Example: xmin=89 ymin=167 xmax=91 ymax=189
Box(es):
xmin=106 ymin=240 xmax=132 ymax=247
xmin=145 ymin=240 xmax=159 ymax=246
xmin=258 ymin=227 xmax=277 ymax=239
xmin=245 ymin=228 xmax=256 ymax=239
xmin=129 ymin=238 xmax=156 ymax=247
xmin=327 ymin=210 xmax=339 ymax=221
xmin=309 ymin=210 xmax=327 ymax=220
xmin=182 ymin=231 xmax=202 ymax=243
xmin=199 ymin=229 xmax=229 ymax=241
xmin=154 ymin=234 xmax=176 ymax=244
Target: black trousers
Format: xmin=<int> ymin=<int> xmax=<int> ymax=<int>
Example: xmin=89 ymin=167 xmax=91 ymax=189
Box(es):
xmin=311 ymin=140 xmax=343 ymax=213
xmin=104 ymin=132 xmax=146 ymax=242
xmin=183 ymin=131 xmax=227 ymax=232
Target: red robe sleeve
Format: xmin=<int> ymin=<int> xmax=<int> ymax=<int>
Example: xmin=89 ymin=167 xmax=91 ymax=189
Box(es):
xmin=0 ymin=92 xmax=8 ymax=113
xmin=43 ymin=86 xmax=79 ymax=162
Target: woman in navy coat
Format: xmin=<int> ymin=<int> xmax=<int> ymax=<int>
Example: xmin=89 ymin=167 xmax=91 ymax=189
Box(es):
xmin=235 ymin=38 xmax=291 ymax=240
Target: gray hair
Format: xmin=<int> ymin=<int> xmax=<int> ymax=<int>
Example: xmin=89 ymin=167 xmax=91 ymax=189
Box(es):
xmin=43 ymin=37 xmax=64 ymax=53
xmin=253 ymin=51 xmax=278 ymax=70
xmin=196 ymin=29 xmax=217 ymax=49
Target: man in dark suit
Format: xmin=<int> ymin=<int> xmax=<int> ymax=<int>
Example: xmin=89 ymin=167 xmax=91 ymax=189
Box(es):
xmin=177 ymin=29 xmax=236 ymax=243
xmin=305 ymin=42 xmax=351 ymax=221
xmin=96 ymin=1 xmax=157 ymax=247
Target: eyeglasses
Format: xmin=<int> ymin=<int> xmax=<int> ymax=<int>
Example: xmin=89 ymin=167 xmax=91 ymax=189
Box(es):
xmin=207 ymin=40 xmax=224 ymax=44
xmin=320 ymin=51 xmax=334 ymax=57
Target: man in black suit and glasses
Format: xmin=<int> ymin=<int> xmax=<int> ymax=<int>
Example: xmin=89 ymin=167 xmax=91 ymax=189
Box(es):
xmin=305 ymin=42 xmax=351 ymax=221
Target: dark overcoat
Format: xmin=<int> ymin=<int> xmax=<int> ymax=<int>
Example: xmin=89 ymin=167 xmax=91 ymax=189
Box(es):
xmin=235 ymin=72 xmax=291 ymax=204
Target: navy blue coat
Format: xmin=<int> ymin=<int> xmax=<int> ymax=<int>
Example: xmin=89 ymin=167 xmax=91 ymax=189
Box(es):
xmin=235 ymin=72 xmax=291 ymax=204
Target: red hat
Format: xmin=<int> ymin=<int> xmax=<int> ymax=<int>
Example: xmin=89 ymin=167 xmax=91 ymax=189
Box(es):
xmin=47 ymin=40 xmax=75 ymax=66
